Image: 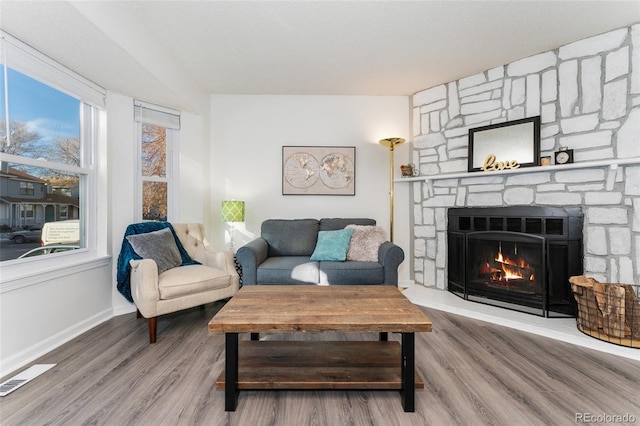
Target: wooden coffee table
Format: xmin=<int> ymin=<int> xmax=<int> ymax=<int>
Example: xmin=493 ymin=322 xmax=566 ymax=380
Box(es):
xmin=208 ymin=285 xmax=432 ymax=412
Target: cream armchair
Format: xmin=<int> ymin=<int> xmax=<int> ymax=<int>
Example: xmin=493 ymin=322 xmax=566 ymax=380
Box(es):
xmin=129 ymin=223 xmax=240 ymax=343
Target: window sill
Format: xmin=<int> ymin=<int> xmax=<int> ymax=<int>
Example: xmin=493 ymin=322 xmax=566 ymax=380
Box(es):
xmin=0 ymin=251 xmax=111 ymax=294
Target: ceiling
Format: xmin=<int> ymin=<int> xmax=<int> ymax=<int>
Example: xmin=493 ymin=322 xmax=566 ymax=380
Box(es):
xmin=1 ymin=1 xmax=639 ymax=112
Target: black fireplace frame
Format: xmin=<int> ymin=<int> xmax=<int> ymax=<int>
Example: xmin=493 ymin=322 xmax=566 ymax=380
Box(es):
xmin=447 ymin=206 xmax=584 ymax=317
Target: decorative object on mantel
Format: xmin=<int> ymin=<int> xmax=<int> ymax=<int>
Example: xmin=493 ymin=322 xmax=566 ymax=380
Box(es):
xmin=540 ymin=156 xmax=552 ymax=166
xmin=468 ymin=116 xmax=540 ymax=172
xmin=379 ymin=137 xmax=405 ymax=242
xmin=400 ymin=163 xmax=418 ymax=177
xmin=570 ymin=275 xmax=640 ymax=348
xmin=554 ymin=147 xmax=574 ymax=165
xmin=479 ymin=154 xmax=521 ymax=172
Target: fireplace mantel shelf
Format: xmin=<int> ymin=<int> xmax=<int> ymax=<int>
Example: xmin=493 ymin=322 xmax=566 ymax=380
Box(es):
xmin=395 ymin=157 xmax=640 ymax=184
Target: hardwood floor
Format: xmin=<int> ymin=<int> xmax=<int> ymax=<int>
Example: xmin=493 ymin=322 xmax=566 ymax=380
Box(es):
xmin=1 ymin=300 xmax=639 ymax=426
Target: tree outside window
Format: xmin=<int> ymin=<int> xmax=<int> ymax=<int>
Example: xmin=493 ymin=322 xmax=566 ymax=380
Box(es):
xmin=135 ymin=101 xmax=179 ymax=222
xmin=141 ymin=124 xmax=168 ymax=221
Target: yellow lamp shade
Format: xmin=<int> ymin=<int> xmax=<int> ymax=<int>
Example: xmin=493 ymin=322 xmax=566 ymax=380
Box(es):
xmin=221 ymin=200 xmax=245 ymax=222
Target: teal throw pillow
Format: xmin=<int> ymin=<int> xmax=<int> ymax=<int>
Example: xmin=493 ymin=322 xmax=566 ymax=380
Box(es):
xmin=310 ymin=228 xmax=355 ymax=261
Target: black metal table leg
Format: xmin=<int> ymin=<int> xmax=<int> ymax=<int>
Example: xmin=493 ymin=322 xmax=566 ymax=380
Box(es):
xmin=225 ymin=333 xmax=239 ymax=411
xmin=401 ymin=332 xmax=415 ymax=412
xmin=379 ymin=332 xmax=388 ymax=341
xmin=250 ymin=333 xmax=259 ymax=341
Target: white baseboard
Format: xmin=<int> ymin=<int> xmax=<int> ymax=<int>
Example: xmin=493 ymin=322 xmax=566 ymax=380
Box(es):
xmin=112 ymin=303 xmax=136 ymax=317
xmin=398 ymin=279 xmax=416 ymax=289
xmin=0 ymin=308 xmax=113 ymax=378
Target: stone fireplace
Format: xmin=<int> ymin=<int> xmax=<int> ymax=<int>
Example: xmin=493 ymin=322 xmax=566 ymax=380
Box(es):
xmin=408 ymin=24 xmax=640 ymax=305
xmin=447 ymin=206 xmax=583 ymax=317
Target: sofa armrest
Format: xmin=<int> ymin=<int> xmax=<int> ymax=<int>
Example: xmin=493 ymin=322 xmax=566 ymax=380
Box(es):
xmin=378 ymin=241 xmax=405 ymax=285
xmin=129 ymin=258 xmax=160 ymax=317
xmin=236 ymin=237 xmax=269 ymax=285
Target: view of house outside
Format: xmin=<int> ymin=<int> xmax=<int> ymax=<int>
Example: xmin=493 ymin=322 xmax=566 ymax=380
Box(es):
xmin=0 ymin=66 xmax=84 ymax=260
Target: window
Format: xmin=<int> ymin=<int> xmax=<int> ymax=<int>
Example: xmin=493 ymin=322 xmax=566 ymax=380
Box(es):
xmin=19 ymin=182 xmax=34 ymax=195
xmin=0 ymin=31 xmax=105 ymax=263
xmin=134 ymin=101 xmax=179 ymax=222
xmin=20 ymin=205 xmax=33 ymax=218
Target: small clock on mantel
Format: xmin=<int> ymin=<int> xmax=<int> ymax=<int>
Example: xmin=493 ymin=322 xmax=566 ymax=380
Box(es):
xmin=554 ymin=147 xmax=574 ymax=165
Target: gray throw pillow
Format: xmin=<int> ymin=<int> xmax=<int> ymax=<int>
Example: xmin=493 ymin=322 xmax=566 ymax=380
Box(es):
xmin=126 ymin=227 xmax=182 ymax=274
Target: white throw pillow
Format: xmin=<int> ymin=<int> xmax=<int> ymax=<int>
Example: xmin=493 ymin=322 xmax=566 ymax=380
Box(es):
xmin=345 ymin=225 xmax=387 ymax=262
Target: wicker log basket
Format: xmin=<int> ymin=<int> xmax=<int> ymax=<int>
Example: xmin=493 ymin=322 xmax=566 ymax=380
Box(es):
xmin=569 ymin=275 xmax=640 ymax=348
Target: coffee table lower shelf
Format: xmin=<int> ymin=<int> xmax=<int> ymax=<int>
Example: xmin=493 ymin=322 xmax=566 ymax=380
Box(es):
xmin=215 ymin=340 xmax=424 ymax=390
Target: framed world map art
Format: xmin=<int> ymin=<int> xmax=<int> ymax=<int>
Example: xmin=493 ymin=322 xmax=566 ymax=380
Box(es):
xmin=282 ymin=146 xmax=356 ymax=195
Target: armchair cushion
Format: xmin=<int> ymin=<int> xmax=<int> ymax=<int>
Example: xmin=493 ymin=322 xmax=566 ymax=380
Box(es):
xmin=159 ymin=264 xmax=234 ymax=299
xmin=126 ymin=227 xmax=182 ymax=274
xmin=310 ymin=228 xmax=354 ymax=261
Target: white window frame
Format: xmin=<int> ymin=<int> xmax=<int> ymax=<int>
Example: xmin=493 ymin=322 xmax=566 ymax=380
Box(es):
xmin=0 ymin=31 xmax=108 ymax=288
xmin=134 ymin=100 xmax=180 ymax=222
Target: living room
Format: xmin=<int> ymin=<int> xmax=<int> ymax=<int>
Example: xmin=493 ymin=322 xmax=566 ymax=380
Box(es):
xmin=1 ymin=1 xmax=639 ymax=422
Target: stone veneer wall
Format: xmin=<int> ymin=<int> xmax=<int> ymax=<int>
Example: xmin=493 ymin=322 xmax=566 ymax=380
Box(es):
xmin=410 ymin=24 xmax=640 ymax=290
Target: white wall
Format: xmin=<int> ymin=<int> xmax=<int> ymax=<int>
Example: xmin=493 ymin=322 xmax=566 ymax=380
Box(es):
xmin=179 ymin=112 xmax=210 ymax=223
xmin=209 ymin=95 xmax=413 ymax=283
xmin=0 ymin=261 xmax=113 ymax=376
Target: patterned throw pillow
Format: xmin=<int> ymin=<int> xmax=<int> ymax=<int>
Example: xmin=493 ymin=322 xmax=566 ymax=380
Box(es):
xmin=126 ymin=227 xmax=183 ymax=274
xmin=310 ymin=228 xmax=355 ymax=261
xmin=345 ymin=225 xmax=388 ymax=262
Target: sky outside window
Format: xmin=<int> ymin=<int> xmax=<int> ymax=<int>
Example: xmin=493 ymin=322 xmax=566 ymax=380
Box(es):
xmin=3 ymin=67 xmax=80 ymax=163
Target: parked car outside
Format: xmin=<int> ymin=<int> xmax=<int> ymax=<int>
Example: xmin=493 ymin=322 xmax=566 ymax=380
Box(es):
xmin=17 ymin=245 xmax=79 ymax=259
xmin=8 ymin=227 xmax=42 ymax=244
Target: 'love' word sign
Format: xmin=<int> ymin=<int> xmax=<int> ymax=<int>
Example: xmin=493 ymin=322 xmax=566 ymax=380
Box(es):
xmin=481 ymin=154 xmax=521 ymax=172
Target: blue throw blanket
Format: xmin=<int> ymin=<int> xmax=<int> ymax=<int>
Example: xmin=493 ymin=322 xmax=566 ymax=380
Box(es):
xmin=116 ymin=222 xmax=200 ymax=302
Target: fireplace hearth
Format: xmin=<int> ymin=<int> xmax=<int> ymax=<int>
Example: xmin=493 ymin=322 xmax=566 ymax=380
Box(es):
xmin=448 ymin=206 xmax=583 ymax=317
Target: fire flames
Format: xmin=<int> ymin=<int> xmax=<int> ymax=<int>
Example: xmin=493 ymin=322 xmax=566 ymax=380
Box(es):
xmin=479 ymin=243 xmax=535 ymax=282
xmin=495 ymin=250 xmax=535 ymax=281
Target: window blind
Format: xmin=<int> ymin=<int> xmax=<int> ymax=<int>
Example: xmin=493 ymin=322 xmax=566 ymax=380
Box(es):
xmin=134 ymin=100 xmax=180 ymax=130
xmin=0 ymin=30 xmax=106 ymax=108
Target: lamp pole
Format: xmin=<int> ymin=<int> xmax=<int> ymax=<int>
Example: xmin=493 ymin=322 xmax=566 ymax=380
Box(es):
xmin=378 ymin=137 xmax=405 ymax=242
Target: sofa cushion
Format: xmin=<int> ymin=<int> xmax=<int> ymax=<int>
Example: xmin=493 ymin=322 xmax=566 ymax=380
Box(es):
xmin=262 ymin=219 xmax=319 ymax=256
xmin=126 ymin=227 xmax=182 ymax=274
xmin=319 ymin=261 xmax=384 ymax=285
xmin=310 ymin=228 xmax=354 ymax=261
xmin=346 ymin=225 xmax=387 ymax=262
xmin=319 ymin=218 xmax=375 ymax=231
xmin=158 ymin=264 xmax=231 ymax=299
xmin=257 ymin=256 xmax=319 ymax=284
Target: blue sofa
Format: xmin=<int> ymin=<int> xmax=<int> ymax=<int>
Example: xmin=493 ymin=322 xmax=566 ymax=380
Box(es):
xmin=236 ymin=218 xmax=404 ymax=286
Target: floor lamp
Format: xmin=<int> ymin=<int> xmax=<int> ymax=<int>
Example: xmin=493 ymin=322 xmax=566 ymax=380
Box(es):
xmin=379 ymin=137 xmax=405 ymax=242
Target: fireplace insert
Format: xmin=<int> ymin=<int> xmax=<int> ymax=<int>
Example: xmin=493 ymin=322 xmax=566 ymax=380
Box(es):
xmin=448 ymin=206 xmax=583 ymax=317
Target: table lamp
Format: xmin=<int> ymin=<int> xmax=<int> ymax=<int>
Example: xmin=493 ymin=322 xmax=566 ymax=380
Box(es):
xmin=221 ymin=200 xmax=245 ymax=251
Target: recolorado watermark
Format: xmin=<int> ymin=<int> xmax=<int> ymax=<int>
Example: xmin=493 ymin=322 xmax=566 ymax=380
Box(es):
xmin=575 ymin=413 xmax=637 ymax=423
